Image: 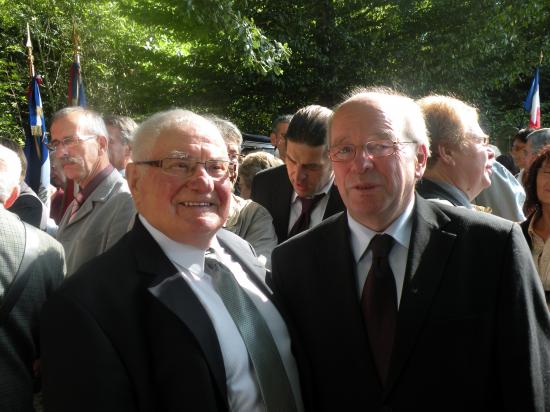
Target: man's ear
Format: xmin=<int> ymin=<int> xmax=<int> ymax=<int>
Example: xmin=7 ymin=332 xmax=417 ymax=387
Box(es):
xmin=125 ymin=164 xmax=140 ymax=200
xmin=97 ymin=135 xmax=109 ymax=155
xmin=4 ymin=185 xmax=20 ymax=209
xmin=414 ymin=144 xmax=428 ymax=179
xmin=438 ymin=144 xmax=456 ymax=166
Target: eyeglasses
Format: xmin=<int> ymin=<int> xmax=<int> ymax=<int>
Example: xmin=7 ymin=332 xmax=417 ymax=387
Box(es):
xmin=228 ymin=153 xmax=243 ymax=164
xmin=46 ymin=135 xmax=96 ymax=152
xmin=469 ymin=135 xmax=490 ymax=146
xmin=329 ymin=140 xmax=416 ymax=162
xmin=134 ymin=156 xmax=233 ymax=179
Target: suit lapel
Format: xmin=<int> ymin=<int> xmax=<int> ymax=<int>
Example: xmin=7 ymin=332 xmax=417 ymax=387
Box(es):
xmin=323 ymin=184 xmax=345 ymax=219
xmin=63 ymin=170 xmax=118 ymax=227
xmin=385 ymin=196 xmax=456 ymax=391
xmin=273 ymin=167 xmax=293 ymax=243
xmin=132 ymin=220 xmax=228 ymax=405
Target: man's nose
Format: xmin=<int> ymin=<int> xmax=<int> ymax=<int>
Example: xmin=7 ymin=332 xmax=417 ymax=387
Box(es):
xmin=187 ymin=163 xmax=215 ymax=191
xmin=352 ymin=145 xmax=375 ymax=171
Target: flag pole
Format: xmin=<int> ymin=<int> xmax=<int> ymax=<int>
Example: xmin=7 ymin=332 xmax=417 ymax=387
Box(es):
xmin=540 ymin=50 xmax=544 ymax=66
xmin=26 ymin=23 xmax=41 ymax=157
xmin=26 ymin=23 xmax=35 ymax=78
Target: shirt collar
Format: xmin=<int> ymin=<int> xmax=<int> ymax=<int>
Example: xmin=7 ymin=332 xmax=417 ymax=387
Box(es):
xmin=139 ymin=214 xmax=221 ymax=275
xmin=77 ymin=164 xmax=115 ymax=204
xmin=291 ymin=173 xmax=334 ymax=203
xmin=348 ymin=196 xmax=415 ymax=263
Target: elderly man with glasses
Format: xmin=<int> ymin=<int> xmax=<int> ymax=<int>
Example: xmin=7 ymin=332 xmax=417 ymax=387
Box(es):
xmin=415 ymin=95 xmax=495 ymax=209
xmin=270 ymin=87 xmax=550 ymax=411
xmin=40 ymin=109 xmax=303 ymax=412
xmin=48 ymin=107 xmax=135 ymax=275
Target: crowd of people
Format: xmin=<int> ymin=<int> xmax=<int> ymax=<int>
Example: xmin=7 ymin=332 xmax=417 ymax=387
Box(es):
xmin=1 ymin=86 xmax=550 ymax=411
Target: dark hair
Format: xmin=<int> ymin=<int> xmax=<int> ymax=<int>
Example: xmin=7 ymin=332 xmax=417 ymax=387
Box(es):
xmin=271 ymin=114 xmax=293 ymax=132
xmin=524 ymin=146 xmax=550 ymax=215
xmin=285 ymin=105 xmax=333 ymax=147
xmin=513 ymin=128 xmax=535 ymax=144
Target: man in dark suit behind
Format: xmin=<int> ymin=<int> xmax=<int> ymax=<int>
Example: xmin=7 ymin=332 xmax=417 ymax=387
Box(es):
xmin=40 ymin=109 xmax=303 ymax=412
xmin=271 ymin=88 xmax=550 ymax=411
xmin=0 ymin=144 xmax=65 ymax=412
xmin=251 ymin=105 xmax=345 ymax=243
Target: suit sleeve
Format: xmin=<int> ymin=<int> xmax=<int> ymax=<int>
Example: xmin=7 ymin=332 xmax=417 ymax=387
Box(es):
xmin=497 ymin=224 xmax=550 ymax=411
xmin=40 ymin=292 xmax=136 ymax=412
xmin=104 ymin=192 xmax=136 ymax=251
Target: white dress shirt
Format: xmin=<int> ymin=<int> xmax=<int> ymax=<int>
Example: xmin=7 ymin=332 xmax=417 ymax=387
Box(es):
xmin=288 ymin=174 xmax=335 ymax=232
xmin=348 ymin=198 xmax=415 ymax=308
xmin=139 ymin=215 xmax=303 ymax=412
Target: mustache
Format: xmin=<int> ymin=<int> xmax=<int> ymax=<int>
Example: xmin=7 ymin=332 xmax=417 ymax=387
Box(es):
xmin=59 ymin=156 xmax=80 ymax=166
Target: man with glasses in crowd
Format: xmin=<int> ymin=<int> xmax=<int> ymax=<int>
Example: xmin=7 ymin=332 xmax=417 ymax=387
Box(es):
xmin=48 ymin=107 xmax=135 ymax=274
xmin=415 ymin=95 xmax=495 ymax=209
xmin=104 ymin=114 xmax=138 ymax=177
xmin=41 ymin=109 xmax=303 ymax=412
xmin=270 ymin=87 xmax=550 ymax=411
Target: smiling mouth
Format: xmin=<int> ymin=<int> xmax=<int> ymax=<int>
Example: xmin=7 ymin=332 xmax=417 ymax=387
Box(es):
xmin=180 ymin=201 xmax=214 ymax=207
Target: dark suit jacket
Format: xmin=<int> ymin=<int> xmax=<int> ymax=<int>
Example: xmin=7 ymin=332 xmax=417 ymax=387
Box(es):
xmin=271 ymin=195 xmax=550 ymax=412
xmin=9 ymin=182 xmax=48 ymax=230
xmin=251 ymin=164 xmax=345 ymax=243
xmin=0 ymin=208 xmax=65 ymax=412
xmin=416 ymin=178 xmax=471 ymax=208
xmin=40 ymin=218 xmax=273 ymax=412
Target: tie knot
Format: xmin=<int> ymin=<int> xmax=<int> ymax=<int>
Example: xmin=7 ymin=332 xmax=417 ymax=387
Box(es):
xmin=370 ymin=234 xmax=394 ymax=259
xmin=298 ymin=193 xmax=325 ymax=213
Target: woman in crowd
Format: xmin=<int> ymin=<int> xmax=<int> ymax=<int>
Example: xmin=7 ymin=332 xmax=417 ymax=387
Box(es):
xmin=238 ymin=151 xmax=283 ymax=200
xmin=521 ymin=146 xmax=550 ymax=309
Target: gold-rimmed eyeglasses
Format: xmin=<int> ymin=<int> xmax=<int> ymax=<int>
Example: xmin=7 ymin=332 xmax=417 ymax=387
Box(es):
xmin=329 ymin=140 xmax=416 ymax=162
xmin=134 ymin=156 xmax=233 ymax=180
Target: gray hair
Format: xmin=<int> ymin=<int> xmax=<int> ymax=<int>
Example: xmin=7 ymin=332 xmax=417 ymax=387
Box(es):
xmin=132 ymin=108 xmax=223 ymax=161
xmin=527 ymin=128 xmax=550 ymax=155
xmin=417 ymin=95 xmax=483 ymax=167
xmin=239 ymin=151 xmax=283 ymax=190
xmin=207 ymin=116 xmax=243 ymax=148
xmin=331 ymin=86 xmax=430 ymax=152
xmin=51 ymin=107 xmax=108 ymax=138
xmin=0 ymin=144 xmax=22 ymax=203
xmin=103 ymin=115 xmax=138 ymax=146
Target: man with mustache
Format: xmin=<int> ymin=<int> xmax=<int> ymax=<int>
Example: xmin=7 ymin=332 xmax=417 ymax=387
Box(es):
xmin=271 ymin=87 xmax=550 ymax=411
xmin=48 ymin=107 xmax=135 ymax=274
xmin=415 ymin=95 xmax=495 ymax=209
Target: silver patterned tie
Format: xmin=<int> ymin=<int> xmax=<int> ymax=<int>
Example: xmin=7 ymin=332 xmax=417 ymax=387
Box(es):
xmin=204 ymin=249 xmax=298 ymax=412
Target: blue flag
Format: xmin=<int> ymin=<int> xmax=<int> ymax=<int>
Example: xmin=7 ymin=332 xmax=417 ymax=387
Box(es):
xmin=68 ymin=60 xmax=87 ymax=107
xmin=24 ymin=75 xmax=50 ymax=203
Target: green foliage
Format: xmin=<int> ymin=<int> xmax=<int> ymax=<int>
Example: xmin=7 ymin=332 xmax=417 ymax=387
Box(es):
xmin=1 ymin=0 xmax=550 ymax=149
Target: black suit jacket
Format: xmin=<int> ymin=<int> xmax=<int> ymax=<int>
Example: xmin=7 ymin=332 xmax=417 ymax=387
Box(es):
xmin=251 ymin=164 xmax=345 ymax=243
xmin=9 ymin=182 xmax=48 ymax=230
xmin=271 ymin=195 xmax=550 ymax=412
xmin=40 ymin=218 xmax=273 ymax=412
